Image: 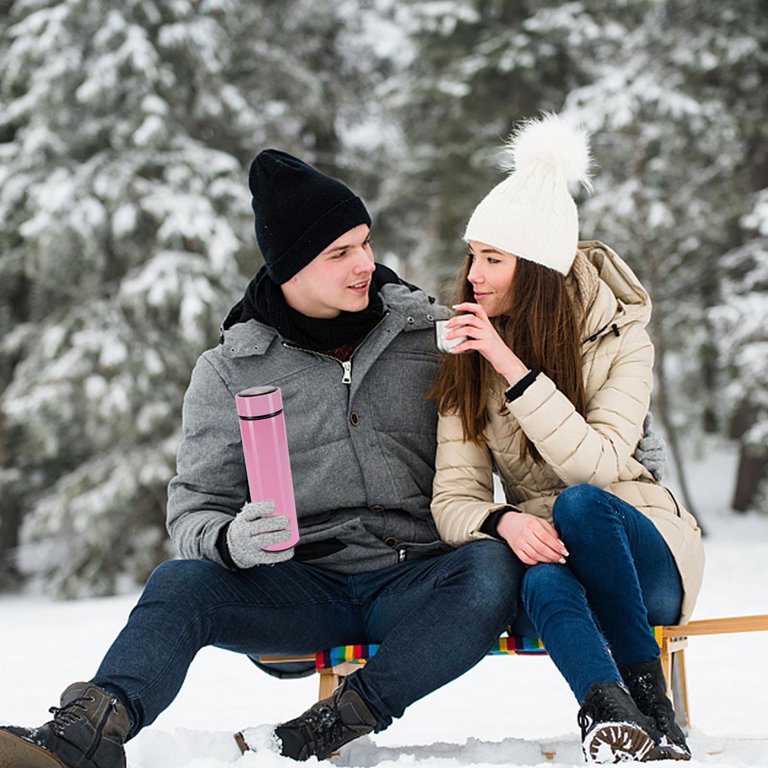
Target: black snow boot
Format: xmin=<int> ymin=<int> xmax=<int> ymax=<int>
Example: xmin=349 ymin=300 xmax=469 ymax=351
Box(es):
xmin=0 ymin=682 xmax=130 ymax=768
xmin=619 ymin=659 xmax=691 ymax=761
xmin=578 ymin=681 xmax=660 ymax=763
xmin=274 ymin=681 xmax=377 ymax=761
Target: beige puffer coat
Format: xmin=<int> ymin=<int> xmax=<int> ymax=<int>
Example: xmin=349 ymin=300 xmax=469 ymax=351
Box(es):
xmin=432 ymin=241 xmax=704 ymax=623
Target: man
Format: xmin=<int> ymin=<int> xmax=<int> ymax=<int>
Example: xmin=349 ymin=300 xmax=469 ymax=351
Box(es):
xmin=0 ymin=150 xmax=523 ymax=767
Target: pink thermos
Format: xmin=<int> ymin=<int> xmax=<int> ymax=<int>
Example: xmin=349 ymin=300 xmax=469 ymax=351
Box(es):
xmin=236 ymin=385 xmax=300 ymax=551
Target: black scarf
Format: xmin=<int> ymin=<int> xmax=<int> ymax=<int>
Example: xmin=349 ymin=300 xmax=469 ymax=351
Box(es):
xmin=222 ymin=263 xmax=417 ymax=352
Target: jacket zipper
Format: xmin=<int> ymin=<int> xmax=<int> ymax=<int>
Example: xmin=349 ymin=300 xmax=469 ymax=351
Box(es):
xmin=283 ymin=343 xmax=351 ymax=383
xmin=283 ymin=312 xmax=390 ymax=386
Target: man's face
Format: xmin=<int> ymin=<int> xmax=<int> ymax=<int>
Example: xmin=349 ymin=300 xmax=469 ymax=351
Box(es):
xmin=282 ymin=224 xmax=376 ymax=318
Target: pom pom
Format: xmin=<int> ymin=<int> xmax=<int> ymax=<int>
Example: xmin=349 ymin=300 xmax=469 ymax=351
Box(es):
xmin=501 ymin=112 xmax=592 ymax=190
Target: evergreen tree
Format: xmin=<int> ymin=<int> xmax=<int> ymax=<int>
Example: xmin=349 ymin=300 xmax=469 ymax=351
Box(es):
xmin=713 ymin=207 xmax=768 ymax=514
xmin=388 ymin=0 xmax=643 ymax=292
xmin=2 ymin=0 xmax=765 ymax=596
xmin=560 ymin=0 xmax=764 ymax=518
xmin=0 ymin=0 xmax=395 ymax=596
xmin=394 ymin=0 xmax=767 ymax=516
xmin=0 ymin=0 xmax=250 ymax=596
xmin=677 ymin=0 xmax=768 ymax=513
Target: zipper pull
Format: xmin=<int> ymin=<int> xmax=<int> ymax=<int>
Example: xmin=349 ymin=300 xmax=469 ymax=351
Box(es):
xmin=341 ymin=360 xmax=352 ymax=385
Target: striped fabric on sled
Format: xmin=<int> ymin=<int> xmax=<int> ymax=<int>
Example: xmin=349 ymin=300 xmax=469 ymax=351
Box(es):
xmin=315 ymin=635 xmax=546 ymax=670
xmin=489 ymin=635 xmax=546 ymax=655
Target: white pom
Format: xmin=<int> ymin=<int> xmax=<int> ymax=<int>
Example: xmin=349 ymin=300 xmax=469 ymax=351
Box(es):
xmin=500 ymin=112 xmax=592 ymax=190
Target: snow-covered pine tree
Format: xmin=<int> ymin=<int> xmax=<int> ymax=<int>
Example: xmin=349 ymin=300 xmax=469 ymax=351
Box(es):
xmin=559 ymin=1 xmax=763 ymax=520
xmin=0 ymin=0 xmax=395 ymax=596
xmin=712 ymin=223 xmax=768 ymax=514
xmin=386 ymin=0 xmax=632 ymax=293
xmin=391 ymin=0 xmax=766 ymax=516
xmin=679 ymin=0 xmax=768 ymax=514
xmin=0 ymin=0 xmax=252 ymax=596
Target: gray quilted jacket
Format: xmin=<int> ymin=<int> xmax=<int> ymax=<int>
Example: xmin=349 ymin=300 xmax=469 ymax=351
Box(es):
xmin=167 ymin=283 xmax=451 ymax=573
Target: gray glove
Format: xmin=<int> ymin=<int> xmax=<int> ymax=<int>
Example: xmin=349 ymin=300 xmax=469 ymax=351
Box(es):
xmin=226 ymin=501 xmax=294 ymax=569
xmin=633 ymin=413 xmax=666 ymax=481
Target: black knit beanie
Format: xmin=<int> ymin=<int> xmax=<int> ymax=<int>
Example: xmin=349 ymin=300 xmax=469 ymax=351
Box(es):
xmin=249 ymin=149 xmax=372 ymax=284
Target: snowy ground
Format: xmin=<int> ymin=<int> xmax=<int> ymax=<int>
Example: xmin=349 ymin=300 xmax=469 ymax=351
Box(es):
xmin=1 ymin=438 xmax=767 ymax=767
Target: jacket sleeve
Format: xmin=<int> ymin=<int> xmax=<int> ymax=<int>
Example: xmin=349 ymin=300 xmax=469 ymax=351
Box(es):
xmin=431 ymin=412 xmax=511 ymax=546
xmin=506 ymin=324 xmax=654 ymax=488
xmin=166 ymin=355 xmax=248 ymax=564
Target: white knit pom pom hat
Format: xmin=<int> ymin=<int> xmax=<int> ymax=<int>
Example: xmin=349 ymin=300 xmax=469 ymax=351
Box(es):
xmin=464 ymin=112 xmax=592 ymax=275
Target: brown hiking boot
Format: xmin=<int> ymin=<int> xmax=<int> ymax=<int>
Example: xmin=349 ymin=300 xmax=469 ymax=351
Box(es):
xmin=0 ymin=682 xmax=130 ymax=768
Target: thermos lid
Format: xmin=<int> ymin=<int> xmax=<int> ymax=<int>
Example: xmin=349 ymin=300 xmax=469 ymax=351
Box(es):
xmin=236 ymin=386 xmax=283 ymax=419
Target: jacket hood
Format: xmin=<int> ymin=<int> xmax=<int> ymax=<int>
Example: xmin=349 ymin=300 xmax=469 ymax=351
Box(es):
xmin=380 ymin=282 xmax=446 ymax=329
xmin=576 ymin=240 xmax=652 ymax=339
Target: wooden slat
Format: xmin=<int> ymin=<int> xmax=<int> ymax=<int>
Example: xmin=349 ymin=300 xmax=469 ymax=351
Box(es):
xmin=253 ymin=614 xmax=768 ymax=727
xmin=661 ymin=614 xmax=768 ymax=638
xmin=259 ymin=653 xmax=316 ymax=663
xmin=258 ymin=615 xmax=768 ymax=664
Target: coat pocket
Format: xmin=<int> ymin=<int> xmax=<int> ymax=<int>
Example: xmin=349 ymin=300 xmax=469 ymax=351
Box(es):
xmin=293 ymin=517 xmax=395 ymax=572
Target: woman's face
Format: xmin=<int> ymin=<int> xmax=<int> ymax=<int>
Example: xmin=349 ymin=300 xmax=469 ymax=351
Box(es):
xmin=466 ymin=240 xmax=518 ymax=318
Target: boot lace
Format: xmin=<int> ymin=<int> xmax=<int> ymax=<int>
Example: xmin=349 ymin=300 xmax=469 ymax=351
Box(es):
xmin=628 ymin=671 xmax=679 ymax=739
xmin=48 ymin=696 xmax=95 ymax=736
xmin=296 ymin=702 xmax=344 ymax=757
xmin=651 ymin=701 xmax=675 ymax=732
xmin=578 ymin=685 xmax=628 ymax=732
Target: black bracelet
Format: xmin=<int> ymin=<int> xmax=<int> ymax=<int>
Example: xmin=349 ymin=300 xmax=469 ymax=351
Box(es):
xmin=504 ymin=370 xmax=538 ymax=402
xmin=480 ymin=506 xmax=517 ymax=539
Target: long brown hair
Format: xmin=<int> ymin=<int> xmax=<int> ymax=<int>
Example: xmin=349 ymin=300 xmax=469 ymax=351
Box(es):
xmin=430 ymin=253 xmax=587 ymax=463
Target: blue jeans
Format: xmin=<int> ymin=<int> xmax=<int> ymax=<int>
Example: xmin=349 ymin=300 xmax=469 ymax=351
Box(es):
xmin=92 ymin=540 xmax=522 ymax=736
xmin=520 ymin=484 xmax=683 ymax=704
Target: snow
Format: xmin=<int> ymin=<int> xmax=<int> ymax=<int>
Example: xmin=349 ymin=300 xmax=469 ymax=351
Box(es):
xmin=1 ymin=439 xmax=767 ymax=767
xmin=743 ymin=190 xmax=768 ymax=234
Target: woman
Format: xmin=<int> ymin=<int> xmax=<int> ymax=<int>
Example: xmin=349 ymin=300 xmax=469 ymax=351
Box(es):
xmin=430 ymin=114 xmax=704 ymax=764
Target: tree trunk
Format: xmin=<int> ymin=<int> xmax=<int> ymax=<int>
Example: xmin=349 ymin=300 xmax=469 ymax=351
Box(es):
xmin=729 ymin=401 xmax=768 ymax=512
xmin=652 ymin=326 xmax=705 ymax=534
xmin=0 ymin=406 xmax=22 ymax=589
xmin=631 ymin=136 xmax=704 ymax=533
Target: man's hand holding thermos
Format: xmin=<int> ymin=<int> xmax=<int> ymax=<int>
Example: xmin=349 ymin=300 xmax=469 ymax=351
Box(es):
xmin=226 ymin=501 xmax=294 ymax=568
xmin=229 ymin=385 xmax=301 ymax=570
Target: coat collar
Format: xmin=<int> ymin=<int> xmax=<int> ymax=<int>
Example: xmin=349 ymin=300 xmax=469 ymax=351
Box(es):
xmin=219 ymin=283 xmax=446 ymax=359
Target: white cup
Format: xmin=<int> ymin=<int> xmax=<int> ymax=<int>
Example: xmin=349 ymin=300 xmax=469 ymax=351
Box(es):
xmin=435 ymin=319 xmax=468 ymax=353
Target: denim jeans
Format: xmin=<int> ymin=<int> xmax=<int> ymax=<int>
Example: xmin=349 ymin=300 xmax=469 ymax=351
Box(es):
xmin=92 ymin=540 xmax=522 ymax=736
xmin=520 ymin=484 xmax=683 ymax=704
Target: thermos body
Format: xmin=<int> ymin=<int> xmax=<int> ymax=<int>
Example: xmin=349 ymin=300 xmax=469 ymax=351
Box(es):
xmin=236 ymin=385 xmax=300 ymax=551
